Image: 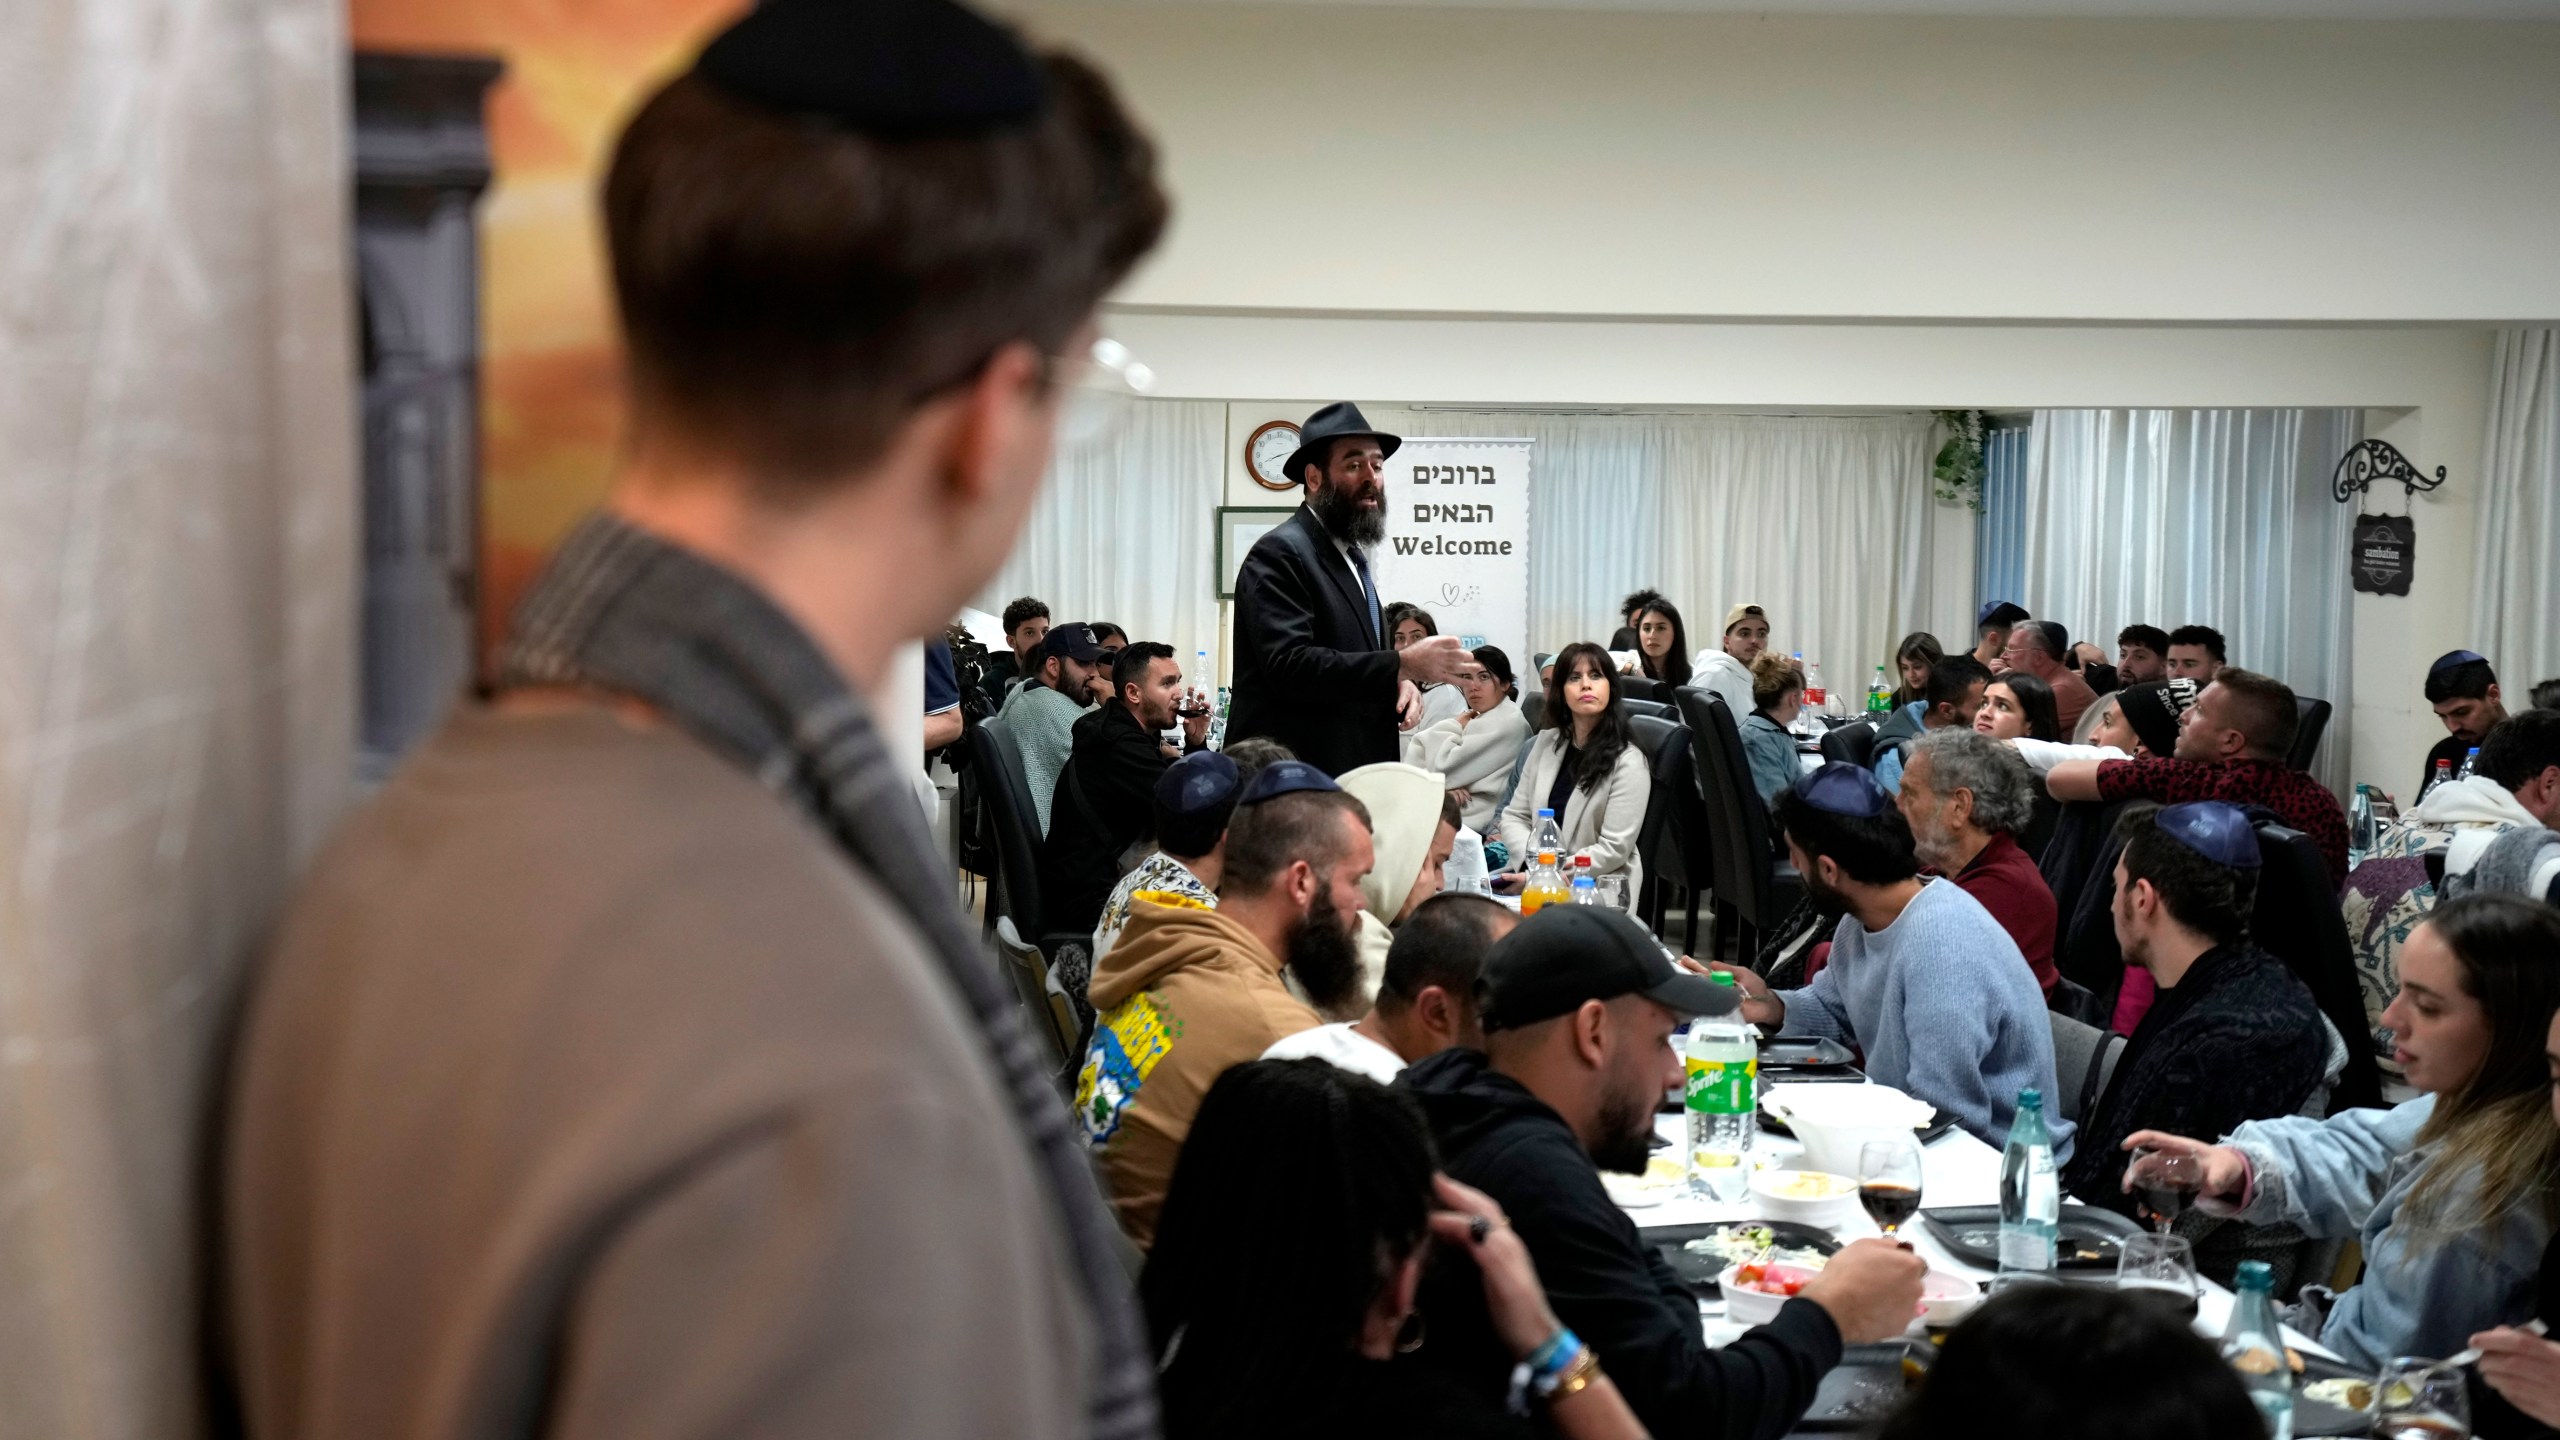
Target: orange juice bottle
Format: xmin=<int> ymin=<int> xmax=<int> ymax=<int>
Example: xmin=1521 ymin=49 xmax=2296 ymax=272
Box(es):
xmin=1521 ymin=849 xmax=1570 ymax=914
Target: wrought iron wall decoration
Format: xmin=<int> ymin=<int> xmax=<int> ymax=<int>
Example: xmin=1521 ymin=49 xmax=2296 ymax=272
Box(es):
xmin=2331 ymin=438 xmax=2447 ymax=506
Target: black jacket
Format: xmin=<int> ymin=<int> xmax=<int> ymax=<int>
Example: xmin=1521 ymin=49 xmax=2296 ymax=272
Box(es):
xmin=1397 ymin=1049 xmax=1842 ymax=1440
xmin=1225 ymin=506 xmax=1403 ymax=776
xmin=1039 ymin=702 xmax=1169 ymax=935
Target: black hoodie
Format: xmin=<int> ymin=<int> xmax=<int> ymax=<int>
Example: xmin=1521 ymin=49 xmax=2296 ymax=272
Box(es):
xmin=1398 ymin=1049 xmax=1842 ymax=1440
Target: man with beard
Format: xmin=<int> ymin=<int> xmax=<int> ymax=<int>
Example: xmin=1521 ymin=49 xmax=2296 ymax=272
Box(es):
xmin=1896 ymin=729 xmax=2058 ymax=996
xmin=1077 ymin=760 xmax=1373 ymax=1247
xmin=1041 ymin=641 xmax=1210 ymax=935
xmin=1401 ymin=906 xmax=1926 ymax=1440
xmin=1714 ymin=764 xmax=2069 ymax=1155
xmin=1227 ymin=402 xmax=1469 ymax=776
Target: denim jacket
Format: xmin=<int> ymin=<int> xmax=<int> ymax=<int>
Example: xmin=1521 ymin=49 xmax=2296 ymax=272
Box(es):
xmin=2225 ymin=1095 xmax=2550 ymax=1369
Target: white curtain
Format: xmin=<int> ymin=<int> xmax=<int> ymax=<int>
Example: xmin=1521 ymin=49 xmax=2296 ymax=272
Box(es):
xmin=975 ymin=398 xmax=1227 ymax=679
xmin=2472 ymin=330 xmax=2560 ymax=686
xmin=1361 ymin=409 xmax=1948 ymax=695
xmin=2019 ymin=408 xmax=2360 ymax=790
xmin=0 ymin=2 xmax=358 ymax=1437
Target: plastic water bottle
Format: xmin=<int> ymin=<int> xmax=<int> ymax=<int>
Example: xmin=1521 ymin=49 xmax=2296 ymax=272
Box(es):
xmin=1685 ymin=973 xmax=1758 ymax=1201
xmin=2460 ymin=746 xmax=2480 ymax=780
xmin=1534 ymin=807 xmax=1563 ymax=857
xmin=1867 ymin=666 xmax=1892 ymax=715
xmin=2222 ymin=1261 xmax=2294 ymax=1440
xmin=2420 ymin=758 xmax=2454 ymax=802
xmin=1995 ymin=1087 xmax=2059 ymax=1285
xmin=1569 ymin=853 xmax=1599 ymax=904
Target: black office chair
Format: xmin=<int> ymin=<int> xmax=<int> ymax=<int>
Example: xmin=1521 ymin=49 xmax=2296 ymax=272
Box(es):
xmin=2253 ymin=819 xmax=2383 ymax=1112
xmin=964 ymin=718 xmax=1087 ymax=959
xmin=1620 ymin=697 xmax=1674 ymax=723
xmin=1818 ymin=720 xmax=1879 ymax=769
xmin=1680 ymin=687 xmax=1801 ymax=965
xmin=2288 ymin=697 xmax=2333 ymax=774
xmin=1519 ymin=687 xmax=1547 ymax=733
xmin=1630 ymin=713 xmax=1710 ymax=949
xmin=1616 ymin=674 xmax=1669 ymax=704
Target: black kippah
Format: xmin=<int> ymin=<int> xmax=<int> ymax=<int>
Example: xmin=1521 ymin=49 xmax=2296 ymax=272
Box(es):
xmin=692 ymin=0 xmax=1049 ymax=139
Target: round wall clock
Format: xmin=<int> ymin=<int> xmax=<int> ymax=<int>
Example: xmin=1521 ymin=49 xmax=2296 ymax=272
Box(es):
xmin=1245 ymin=419 xmax=1303 ymax=491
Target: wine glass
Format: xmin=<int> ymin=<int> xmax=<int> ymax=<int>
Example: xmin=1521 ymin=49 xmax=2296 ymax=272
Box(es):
xmin=2373 ymin=1357 xmax=2470 ymax=1439
xmin=1857 ymin=1139 xmax=1925 ymax=1238
xmin=2113 ymin=1233 xmax=2202 ymax=1323
xmin=2125 ymin=1147 xmax=2205 ymax=1234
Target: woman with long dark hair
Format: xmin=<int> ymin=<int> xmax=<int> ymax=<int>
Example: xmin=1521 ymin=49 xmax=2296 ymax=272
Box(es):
xmin=1145 ymin=1060 xmax=1649 ymax=1440
xmin=1632 ymin=602 xmax=1692 ymax=690
xmin=1491 ymin=642 xmax=1650 ymax=892
xmin=1406 ymin=645 xmax=1532 ymax=832
xmin=2124 ymin=894 xmax=2560 ymax=1368
xmin=1972 ymin=673 xmax=2060 ymax=743
xmin=1888 ymin=632 xmax=1943 ymax=710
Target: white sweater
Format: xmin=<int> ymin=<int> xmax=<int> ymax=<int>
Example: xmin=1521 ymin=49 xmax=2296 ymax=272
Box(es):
xmin=1690 ymin=649 xmax=1756 ymax=721
xmin=1404 ymin=699 xmax=1533 ymax=833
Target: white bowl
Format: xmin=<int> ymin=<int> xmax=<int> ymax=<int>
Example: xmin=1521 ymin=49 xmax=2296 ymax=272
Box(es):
xmin=1749 ymin=1167 xmax=1861 ymax=1226
xmin=1918 ymin=1270 xmax=1982 ymax=1327
xmin=1719 ymin=1259 xmax=1822 ymax=1326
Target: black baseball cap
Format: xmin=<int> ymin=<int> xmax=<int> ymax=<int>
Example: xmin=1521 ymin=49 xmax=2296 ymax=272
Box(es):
xmin=1041 ymin=622 xmax=1105 ymax=664
xmin=1477 ymin=906 xmax=1737 ymax=1032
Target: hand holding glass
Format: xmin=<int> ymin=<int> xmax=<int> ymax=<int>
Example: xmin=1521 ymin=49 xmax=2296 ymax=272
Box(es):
xmin=2125 ymin=1146 xmax=2205 ymax=1233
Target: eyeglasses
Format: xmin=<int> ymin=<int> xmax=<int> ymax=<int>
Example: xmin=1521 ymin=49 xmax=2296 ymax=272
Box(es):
xmin=1051 ymin=336 xmax=1154 ymax=453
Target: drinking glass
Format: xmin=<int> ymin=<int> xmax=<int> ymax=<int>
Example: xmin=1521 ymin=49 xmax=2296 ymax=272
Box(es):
xmin=2113 ymin=1233 xmax=2202 ymax=1323
xmin=1594 ymin=874 xmax=1631 ymax=912
xmin=1857 ymin=1139 xmax=1924 ymax=1238
xmin=2125 ymin=1146 xmax=2205 ymax=1234
xmin=2373 ymin=1357 xmax=2470 ymax=1439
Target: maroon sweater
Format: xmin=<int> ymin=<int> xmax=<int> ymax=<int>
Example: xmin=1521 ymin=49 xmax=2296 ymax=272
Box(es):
xmin=1949 ymin=831 xmax=2059 ymax=994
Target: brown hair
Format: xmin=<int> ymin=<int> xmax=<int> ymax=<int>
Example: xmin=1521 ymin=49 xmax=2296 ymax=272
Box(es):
xmin=2203 ymin=667 xmax=2297 ymax=760
xmin=1749 ymin=652 xmax=1804 ymax=711
xmin=603 ymin=56 xmax=1168 ymax=489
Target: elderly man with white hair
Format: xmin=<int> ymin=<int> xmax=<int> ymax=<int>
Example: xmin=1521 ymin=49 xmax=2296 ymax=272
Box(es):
xmin=1895 ymin=728 xmax=2059 ymax=997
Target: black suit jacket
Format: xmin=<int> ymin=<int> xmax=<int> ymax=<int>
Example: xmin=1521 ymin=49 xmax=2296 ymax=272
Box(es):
xmin=1224 ymin=506 xmax=1402 ymax=776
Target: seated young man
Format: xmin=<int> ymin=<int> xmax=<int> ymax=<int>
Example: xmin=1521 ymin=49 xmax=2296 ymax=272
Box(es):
xmin=2420 ymin=649 xmax=2508 ymax=798
xmin=1261 ymin=891 xmax=1517 ymax=1081
xmin=1077 ymin=761 xmax=1368 ymax=1248
xmin=1716 ymin=764 xmax=2070 ymax=1156
xmin=1403 ymin=906 xmax=1926 ymax=1440
xmin=2045 ymin=667 xmax=2349 ymax=886
xmin=2062 ymin=801 xmax=2328 ymax=1220
xmin=1873 ymin=653 xmax=1990 ymax=795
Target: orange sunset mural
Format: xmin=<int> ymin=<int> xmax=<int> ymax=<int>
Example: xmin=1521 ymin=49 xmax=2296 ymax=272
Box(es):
xmin=353 ymin=0 xmax=746 ymax=658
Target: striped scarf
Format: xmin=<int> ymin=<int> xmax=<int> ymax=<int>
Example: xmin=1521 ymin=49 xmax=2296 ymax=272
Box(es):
xmin=502 ymin=512 xmax=1156 ymax=1440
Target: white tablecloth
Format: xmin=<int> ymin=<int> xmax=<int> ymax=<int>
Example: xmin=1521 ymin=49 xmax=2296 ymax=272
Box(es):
xmin=1632 ymin=1110 xmax=2333 ymax=1357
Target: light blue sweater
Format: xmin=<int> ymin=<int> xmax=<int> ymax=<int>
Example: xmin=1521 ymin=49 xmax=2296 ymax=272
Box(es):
xmin=1775 ymin=878 xmax=2071 ymax=1159
xmin=2226 ymin=1095 xmax=2549 ymax=1370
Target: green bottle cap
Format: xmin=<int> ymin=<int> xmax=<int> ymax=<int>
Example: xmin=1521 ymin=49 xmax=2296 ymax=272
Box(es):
xmin=2017 ymin=1087 xmax=2043 ymax=1108
xmin=1710 ymin=972 xmax=1737 ymax=988
xmin=2235 ymin=1259 xmax=2273 ymax=1290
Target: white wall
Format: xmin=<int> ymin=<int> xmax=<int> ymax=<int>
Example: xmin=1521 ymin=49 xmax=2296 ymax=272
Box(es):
xmin=1018 ymin=4 xmax=2560 ymax=323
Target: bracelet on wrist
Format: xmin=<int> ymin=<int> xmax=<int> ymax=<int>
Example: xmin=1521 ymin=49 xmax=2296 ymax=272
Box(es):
xmin=1506 ymin=1328 xmax=1588 ymax=1415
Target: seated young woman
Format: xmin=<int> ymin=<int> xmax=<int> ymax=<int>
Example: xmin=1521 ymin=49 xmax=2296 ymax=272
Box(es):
xmin=1887 ymin=631 xmax=1944 ymax=712
xmin=1406 ymin=645 xmax=1532 ymax=834
xmin=2122 ymin=894 xmax=2560 ymax=1370
xmin=1971 ymin=672 xmax=2060 ymax=744
xmin=1630 ymin=601 xmax=1692 ymax=691
xmin=1737 ymin=652 xmax=1805 ymax=810
xmin=1390 ymin=603 xmax=1470 ymax=729
xmin=1491 ymin=641 xmax=1649 ymax=892
xmin=1144 ymin=1059 xmax=1650 ymax=1440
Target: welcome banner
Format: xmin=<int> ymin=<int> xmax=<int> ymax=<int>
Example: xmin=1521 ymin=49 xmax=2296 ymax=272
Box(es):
xmin=1371 ymin=437 xmax=1534 ymax=664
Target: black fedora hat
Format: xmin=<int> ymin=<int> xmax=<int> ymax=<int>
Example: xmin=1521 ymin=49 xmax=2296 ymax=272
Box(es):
xmin=1283 ymin=402 xmax=1402 ymax=487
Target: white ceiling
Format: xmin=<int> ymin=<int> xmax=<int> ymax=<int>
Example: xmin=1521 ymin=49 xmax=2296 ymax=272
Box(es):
xmin=1058 ymin=0 xmax=2560 ymax=14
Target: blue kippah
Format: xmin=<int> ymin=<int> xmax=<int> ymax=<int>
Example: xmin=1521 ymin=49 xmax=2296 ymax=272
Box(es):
xmin=2156 ymin=801 xmax=2261 ymax=869
xmin=1797 ymin=762 xmax=1889 ymax=819
xmin=2429 ymin=649 xmax=2488 ymax=676
xmin=1155 ymin=751 xmax=1240 ymax=817
xmin=1239 ymin=758 xmax=1339 ymax=806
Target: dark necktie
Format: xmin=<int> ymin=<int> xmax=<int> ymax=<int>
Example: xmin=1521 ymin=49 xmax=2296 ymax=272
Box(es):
xmin=1349 ymin=546 xmax=1383 ymax=648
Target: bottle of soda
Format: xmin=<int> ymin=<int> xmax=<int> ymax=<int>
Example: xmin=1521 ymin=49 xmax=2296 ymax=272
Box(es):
xmin=1867 ymin=666 xmax=1892 ymax=716
xmin=2460 ymin=746 xmax=2480 ymax=781
xmin=1569 ymin=854 xmax=1599 ymax=905
xmin=1801 ymin=655 xmax=1828 ymax=712
xmin=2420 ymin=758 xmax=2454 ymax=802
xmin=1521 ymin=849 xmax=1569 ymax=916
xmin=1685 ymin=973 xmax=1757 ymax=1201
xmin=1995 ymin=1088 xmax=2059 ymax=1286
xmin=2221 ymin=1260 xmax=2294 ymax=1440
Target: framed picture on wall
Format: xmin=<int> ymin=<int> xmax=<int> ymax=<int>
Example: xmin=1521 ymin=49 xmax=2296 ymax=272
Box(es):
xmin=1215 ymin=506 xmax=1297 ymax=599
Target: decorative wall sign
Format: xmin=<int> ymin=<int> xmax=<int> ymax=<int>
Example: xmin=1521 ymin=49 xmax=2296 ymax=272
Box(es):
xmin=1369 ymin=438 xmax=1534 ymax=662
xmin=2351 ymin=513 xmax=2415 ymax=597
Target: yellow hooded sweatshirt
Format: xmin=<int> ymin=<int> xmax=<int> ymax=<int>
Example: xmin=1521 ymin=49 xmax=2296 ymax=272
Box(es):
xmin=1074 ymin=896 xmax=1320 ymax=1248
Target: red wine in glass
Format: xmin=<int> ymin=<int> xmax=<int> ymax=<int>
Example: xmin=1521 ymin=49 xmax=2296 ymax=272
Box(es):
xmin=1860 ymin=1182 xmax=1922 ymax=1233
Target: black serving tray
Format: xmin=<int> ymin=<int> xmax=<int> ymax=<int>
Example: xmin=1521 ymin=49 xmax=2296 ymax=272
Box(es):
xmin=1917 ymin=1204 xmax=2143 ymax=1271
